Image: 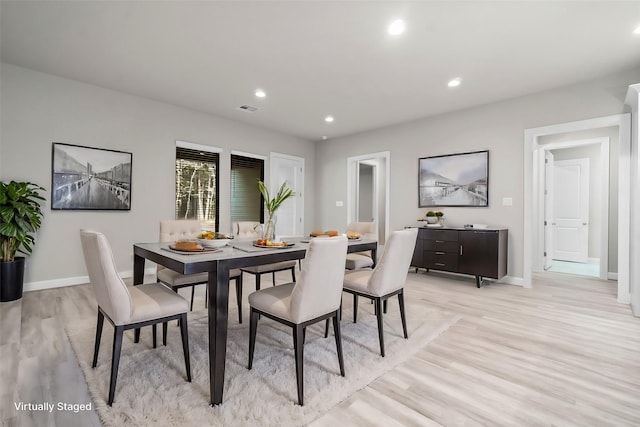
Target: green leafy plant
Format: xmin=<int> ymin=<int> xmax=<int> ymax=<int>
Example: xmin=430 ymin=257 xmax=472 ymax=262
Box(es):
xmin=0 ymin=181 xmax=46 ymax=261
xmin=426 ymin=211 xmax=437 ymax=217
xmin=257 ymin=180 xmax=295 ymax=216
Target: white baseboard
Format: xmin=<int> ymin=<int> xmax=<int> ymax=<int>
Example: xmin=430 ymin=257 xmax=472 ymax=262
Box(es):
xmin=24 ymin=268 xmax=157 ymax=293
xmin=607 ymin=272 xmax=618 ymax=281
xmin=498 ymin=276 xmax=525 ymax=286
xmin=588 ymin=257 xmax=600 ymax=264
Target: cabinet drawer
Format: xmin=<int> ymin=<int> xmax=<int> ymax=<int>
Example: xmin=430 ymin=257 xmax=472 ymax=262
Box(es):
xmin=424 ymin=240 xmax=459 ymax=253
xmin=421 ymin=229 xmax=459 ymax=242
xmin=424 ymin=251 xmax=458 ymax=271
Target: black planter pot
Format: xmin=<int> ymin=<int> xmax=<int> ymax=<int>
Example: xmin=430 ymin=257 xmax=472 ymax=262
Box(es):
xmin=1 ymin=257 xmax=25 ymax=302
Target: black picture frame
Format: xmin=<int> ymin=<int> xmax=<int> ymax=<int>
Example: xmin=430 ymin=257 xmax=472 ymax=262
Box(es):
xmin=418 ymin=150 xmax=488 ymax=207
xmin=51 ymin=143 xmax=132 ymax=210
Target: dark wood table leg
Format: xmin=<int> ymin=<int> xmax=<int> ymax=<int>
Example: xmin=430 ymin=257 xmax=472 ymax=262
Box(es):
xmin=133 ymin=253 xmax=145 ymax=342
xmin=371 ymin=246 xmax=378 ymax=268
xmin=133 ymin=253 xmax=145 ymax=285
xmin=209 ymin=262 xmax=230 ymax=405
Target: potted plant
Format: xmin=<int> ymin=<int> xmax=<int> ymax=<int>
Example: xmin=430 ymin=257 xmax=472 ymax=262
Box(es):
xmin=0 ymin=181 xmax=46 ymax=302
xmin=425 ymin=211 xmax=439 ymax=224
xmin=257 ymin=180 xmax=295 ymax=241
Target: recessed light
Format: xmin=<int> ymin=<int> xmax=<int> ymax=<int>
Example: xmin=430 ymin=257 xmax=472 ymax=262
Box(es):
xmin=321 ymin=136 xmax=328 ymax=140
xmin=388 ymin=19 xmax=406 ymax=36
xmin=448 ymin=78 xmax=462 ymax=88
xmin=634 ymin=25 xmax=640 ymax=35
xmin=324 ymin=115 xmax=334 ymax=123
xmin=255 ymin=89 xmax=266 ymax=98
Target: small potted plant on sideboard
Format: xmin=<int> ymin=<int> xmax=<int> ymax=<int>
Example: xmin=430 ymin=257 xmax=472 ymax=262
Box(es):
xmin=0 ymin=181 xmax=46 ymax=302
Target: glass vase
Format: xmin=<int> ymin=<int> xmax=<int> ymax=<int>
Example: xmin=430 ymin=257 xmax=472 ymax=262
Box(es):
xmin=262 ymin=214 xmax=276 ymax=242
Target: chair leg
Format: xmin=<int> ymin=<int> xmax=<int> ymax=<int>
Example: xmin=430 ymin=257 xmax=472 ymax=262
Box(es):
xmin=205 ymin=283 xmax=208 ymax=309
xmin=236 ymin=276 xmax=243 ymax=324
xmin=324 ymin=319 xmax=330 ymax=338
xmin=398 ymin=291 xmax=408 ymax=339
xmin=152 ymin=324 xmax=157 ymax=348
xmin=383 ymin=299 xmax=388 ymax=314
xmin=92 ymin=311 xmax=104 ymax=368
xmin=190 ymin=285 xmax=195 ymax=311
xmin=332 ymin=313 xmax=345 ymax=376
xmin=272 ymin=272 xmax=276 ymax=286
xmin=108 ymin=326 xmax=124 ymax=406
xmin=353 ymin=294 xmax=358 ymax=323
xmin=291 ymin=266 xmax=296 ymax=283
xmin=293 ymin=324 xmax=305 ymax=406
xmin=375 ymin=298 xmax=385 ymax=357
xmin=248 ymin=309 xmax=259 ymax=369
xmin=134 ymin=328 xmax=140 ymax=343
xmin=255 ymin=274 xmax=261 ymax=291
xmin=179 ymin=313 xmax=191 ymax=382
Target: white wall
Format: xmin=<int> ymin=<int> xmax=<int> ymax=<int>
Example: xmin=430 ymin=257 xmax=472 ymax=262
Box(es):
xmin=315 ymin=68 xmax=640 ymax=280
xmin=0 ymin=63 xmax=315 ymax=286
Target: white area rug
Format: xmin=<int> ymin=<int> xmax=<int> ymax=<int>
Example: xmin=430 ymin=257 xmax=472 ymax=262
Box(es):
xmin=67 ymin=294 xmax=459 ymax=427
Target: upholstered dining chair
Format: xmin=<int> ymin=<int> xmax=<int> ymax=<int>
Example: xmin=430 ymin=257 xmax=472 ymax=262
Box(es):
xmin=345 ymin=221 xmax=378 ymax=270
xmin=341 ymin=228 xmax=418 ymax=357
xmin=79 ymin=230 xmax=191 ymax=406
xmin=233 ymin=221 xmax=297 ymax=290
xmin=158 ymin=220 xmax=244 ymax=322
xmin=248 ymin=236 xmax=349 ymax=406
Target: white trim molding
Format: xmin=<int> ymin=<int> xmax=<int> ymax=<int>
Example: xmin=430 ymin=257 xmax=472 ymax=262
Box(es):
xmin=24 ymin=268 xmax=157 ymax=293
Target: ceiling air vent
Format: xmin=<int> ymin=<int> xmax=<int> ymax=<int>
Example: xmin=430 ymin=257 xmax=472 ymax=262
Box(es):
xmin=238 ymin=105 xmax=258 ymax=112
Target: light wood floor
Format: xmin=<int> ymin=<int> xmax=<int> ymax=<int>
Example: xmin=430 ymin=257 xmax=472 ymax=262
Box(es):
xmin=1 ymin=270 xmax=639 ymax=426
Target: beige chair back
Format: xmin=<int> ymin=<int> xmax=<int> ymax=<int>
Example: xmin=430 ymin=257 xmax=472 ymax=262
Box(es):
xmin=290 ymin=236 xmax=348 ymax=323
xmin=158 ymin=220 xmax=202 ymax=273
xmin=234 ymin=221 xmax=261 ymax=239
xmin=80 ymin=230 xmax=133 ymax=325
xmin=346 ymin=221 xmax=378 ymax=240
xmin=368 ymin=228 xmax=418 ymax=295
xmin=160 ymin=220 xmax=202 ymax=243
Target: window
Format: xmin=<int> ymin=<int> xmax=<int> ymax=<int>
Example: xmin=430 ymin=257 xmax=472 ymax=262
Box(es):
xmin=175 ymin=147 xmax=219 ymax=230
xmin=231 ymin=154 xmax=264 ymax=223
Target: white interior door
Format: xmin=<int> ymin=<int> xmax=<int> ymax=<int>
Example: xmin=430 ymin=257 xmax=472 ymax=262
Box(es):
xmin=270 ymin=153 xmax=304 ymax=237
xmin=553 ymin=158 xmax=589 ymax=263
xmin=544 ymin=150 xmax=554 ymax=270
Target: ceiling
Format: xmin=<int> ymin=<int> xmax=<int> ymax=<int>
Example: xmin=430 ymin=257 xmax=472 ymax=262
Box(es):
xmin=2 ymin=1 xmax=639 ymax=141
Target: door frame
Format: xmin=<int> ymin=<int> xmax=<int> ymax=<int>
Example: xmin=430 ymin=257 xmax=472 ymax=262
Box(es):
xmin=347 ymin=151 xmax=390 ymax=244
xmin=524 ymin=114 xmax=630 ymax=304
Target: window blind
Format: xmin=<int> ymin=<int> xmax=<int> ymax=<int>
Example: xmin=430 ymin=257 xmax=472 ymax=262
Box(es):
xmin=231 ymin=154 xmax=264 ymax=223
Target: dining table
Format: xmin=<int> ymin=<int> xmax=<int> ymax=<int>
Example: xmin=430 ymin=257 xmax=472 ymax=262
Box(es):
xmin=132 ymin=236 xmax=377 ymax=405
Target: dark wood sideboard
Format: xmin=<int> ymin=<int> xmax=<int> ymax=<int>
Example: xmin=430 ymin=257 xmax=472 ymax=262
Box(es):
xmin=411 ymin=227 xmax=508 ymax=287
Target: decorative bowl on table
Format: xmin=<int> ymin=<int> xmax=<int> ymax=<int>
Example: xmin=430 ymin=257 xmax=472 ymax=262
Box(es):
xmin=197 ymin=231 xmax=232 ymax=248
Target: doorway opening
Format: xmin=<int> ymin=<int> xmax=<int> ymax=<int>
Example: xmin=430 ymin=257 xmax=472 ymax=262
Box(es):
xmin=524 ymin=113 xmax=631 ymax=304
xmin=541 ymin=138 xmax=610 ymax=279
xmin=347 ymin=152 xmax=390 ymax=244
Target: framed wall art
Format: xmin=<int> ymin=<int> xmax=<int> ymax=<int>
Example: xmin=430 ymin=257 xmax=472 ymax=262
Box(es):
xmin=418 ymin=150 xmax=488 ymax=207
xmin=51 ymin=143 xmax=132 ymax=210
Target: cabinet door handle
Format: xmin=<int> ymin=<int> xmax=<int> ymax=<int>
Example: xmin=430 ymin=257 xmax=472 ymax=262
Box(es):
xmin=435 ymin=262 xmax=446 ymax=267
xmin=435 ymin=251 xmax=445 ymax=255
xmin=435 ymin=240 xmax=444 ymax=243
xmin=460 ymin=245 xmax=463 ymax=255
